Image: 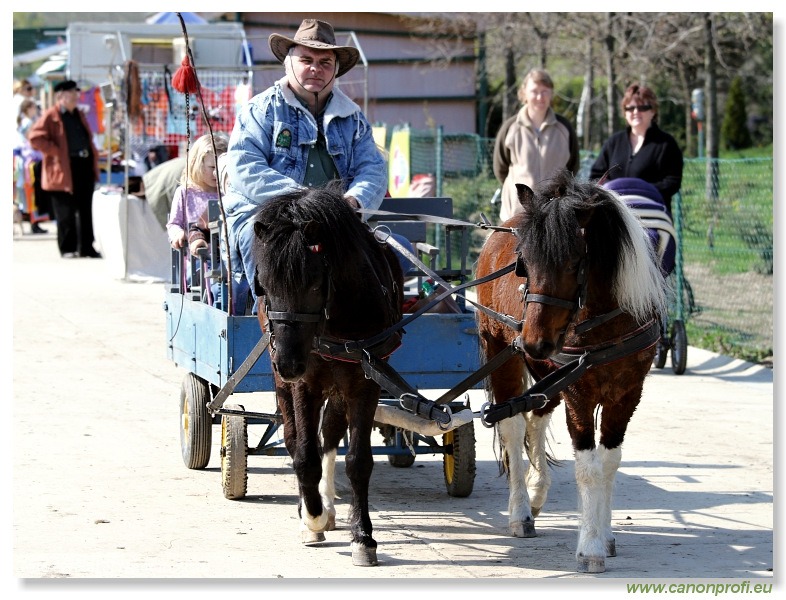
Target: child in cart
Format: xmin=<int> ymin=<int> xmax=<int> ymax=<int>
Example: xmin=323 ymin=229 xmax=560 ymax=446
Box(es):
xmin=166 ymin=133 xmax=228 ymax=250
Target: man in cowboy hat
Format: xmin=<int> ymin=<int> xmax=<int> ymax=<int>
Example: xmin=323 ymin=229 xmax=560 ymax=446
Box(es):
xmin=222 ymin=18 xmax=388 ymax=308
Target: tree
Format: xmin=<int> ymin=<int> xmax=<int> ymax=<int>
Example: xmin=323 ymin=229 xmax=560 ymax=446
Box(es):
xmin=721 ymin=77 xmax=752 ymax=150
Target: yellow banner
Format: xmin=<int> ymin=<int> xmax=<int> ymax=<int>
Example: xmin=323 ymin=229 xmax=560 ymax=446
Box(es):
xmin=388 ymin=128 xmax=410 ymax=198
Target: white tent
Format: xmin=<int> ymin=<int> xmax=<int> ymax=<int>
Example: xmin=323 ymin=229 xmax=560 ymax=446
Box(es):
xmin=12 ymin=42 xmax=68 ymax=68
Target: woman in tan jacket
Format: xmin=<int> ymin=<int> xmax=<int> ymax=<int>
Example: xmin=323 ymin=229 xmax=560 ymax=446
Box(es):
xmin=493 ymin=69 xmax=579 ymax=223
xmin=28 ymin=80 xmax=101 ymax=258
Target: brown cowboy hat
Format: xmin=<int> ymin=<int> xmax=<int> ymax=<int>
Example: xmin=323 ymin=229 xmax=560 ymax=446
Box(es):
xmin=269 ymin=19 xmax=359 ymax=78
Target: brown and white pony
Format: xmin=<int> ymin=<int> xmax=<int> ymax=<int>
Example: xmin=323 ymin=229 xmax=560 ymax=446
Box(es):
xmin=475 ymin=171 xmax=667 ymax=572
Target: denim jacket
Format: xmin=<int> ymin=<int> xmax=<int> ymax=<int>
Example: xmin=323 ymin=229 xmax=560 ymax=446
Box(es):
xmin=223 ymin=76 xmax=387 ymax=227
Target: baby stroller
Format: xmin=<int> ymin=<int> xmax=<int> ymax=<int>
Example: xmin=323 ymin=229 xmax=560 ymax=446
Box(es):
xmin=603 ymin=178 xmax=687 ymax=374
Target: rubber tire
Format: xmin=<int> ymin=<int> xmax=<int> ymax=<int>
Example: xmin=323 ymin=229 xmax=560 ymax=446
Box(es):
xmin=443 ymin=420 xmax=476 ymax=498
xmin=179 ymin=373 xmax=212 ymax=470
xmin=221 ymin=404 xmax=248 ymax=499
xmin=381 ymin=425 xmax=416 ymax=468
xmin=671 ymin=320 xmax=688 ymax=375
xmin=653 ymin=340 xmax=668 ymax=369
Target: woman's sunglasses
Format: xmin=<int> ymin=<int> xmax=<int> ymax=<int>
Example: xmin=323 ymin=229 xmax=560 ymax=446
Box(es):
xmin=624 ymin=104 xmax=653 ymax=112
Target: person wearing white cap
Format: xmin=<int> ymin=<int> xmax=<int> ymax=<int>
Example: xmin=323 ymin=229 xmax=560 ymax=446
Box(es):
xmin=223 ymin=18 xmax=388 ymax=304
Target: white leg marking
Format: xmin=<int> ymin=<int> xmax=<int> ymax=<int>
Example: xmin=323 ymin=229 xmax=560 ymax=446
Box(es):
xmin=599 ymin=444 xmax=621 ymax=555
xmin=524 ymin=410 xmax=552 ymax=517
xmin=574 ymin=448 xmax=607 ymax=571
xmin=319 ymin=448 xmax=338 ymax=530
xmin=497 ymin=415 xmax=534 ymax=536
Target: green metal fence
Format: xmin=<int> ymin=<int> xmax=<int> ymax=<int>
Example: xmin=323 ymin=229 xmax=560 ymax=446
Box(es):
xmin=405 ymin=128 xmax=773 ymax=362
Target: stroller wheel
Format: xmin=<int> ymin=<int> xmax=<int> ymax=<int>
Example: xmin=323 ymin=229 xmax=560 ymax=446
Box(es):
xmin=653 ymin=339 xmax=668 ymax=369
xmin=670 ymin=320 xmax=688 ymax=375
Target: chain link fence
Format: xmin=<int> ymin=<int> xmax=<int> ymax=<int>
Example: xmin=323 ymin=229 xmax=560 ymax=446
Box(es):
xmin=405 ymin=128 xmax=773 ymax=363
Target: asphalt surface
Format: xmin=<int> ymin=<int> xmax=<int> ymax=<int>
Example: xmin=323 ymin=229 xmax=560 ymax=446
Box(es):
xmin=7 ymin=226 xmax=775 ymax=595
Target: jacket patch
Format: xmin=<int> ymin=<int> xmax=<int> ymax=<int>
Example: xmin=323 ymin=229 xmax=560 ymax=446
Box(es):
xmin=276 ymin=129 xmax=292 ymax=149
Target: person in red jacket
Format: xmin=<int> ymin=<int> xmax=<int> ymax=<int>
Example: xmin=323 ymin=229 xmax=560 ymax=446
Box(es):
xmin=28 ymin=80 xmax=101 ymax=258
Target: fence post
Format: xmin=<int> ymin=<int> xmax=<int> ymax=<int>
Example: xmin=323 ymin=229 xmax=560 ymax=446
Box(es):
xmin=435 ymin=125 xmax=444 ymax=257
xmin=674 ymin=191 xmax=684 ymax=323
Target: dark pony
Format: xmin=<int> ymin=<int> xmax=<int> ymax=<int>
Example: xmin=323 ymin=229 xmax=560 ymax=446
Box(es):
xmin=476 ymin=170 xmax=667 ymax=573
xmin=251 ymin=184 xmax=403 ymax=566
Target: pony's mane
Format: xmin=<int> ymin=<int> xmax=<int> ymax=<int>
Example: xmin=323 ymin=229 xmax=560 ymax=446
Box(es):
xmin=253 ymin=185 xmax=379 ymax=298
xmin=517 ymin=173 xmax=667 ymax=323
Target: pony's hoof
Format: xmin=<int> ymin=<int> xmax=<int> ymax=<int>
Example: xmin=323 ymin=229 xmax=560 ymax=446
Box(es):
xmin=510 ymin=519 xmax=537 ymax=538
xmin=577 ymin=553 xmax=606 ymax=573
xmin=351 ymin=542 xmax=378 ymax=566
xmin=304 ymin=510 xmax=329 ymax=533
xmin=301 ymin=530 xmax=326 ymax=545
xmin=606 ymin=538 xmax=616 ymax=557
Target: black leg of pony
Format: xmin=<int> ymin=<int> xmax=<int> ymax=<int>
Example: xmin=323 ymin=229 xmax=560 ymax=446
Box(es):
xmin=343 ymin=379 xmax=380 ymax=566
xmin=289 ymin=383 xmax=329 ymax=541
xmin=319 ymin=396 xmax=349 ymax=533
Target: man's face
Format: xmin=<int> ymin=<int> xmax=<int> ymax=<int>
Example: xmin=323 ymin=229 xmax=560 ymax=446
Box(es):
xmin=58 ymin=88 xmax=80 ymax=111
xmin=287 ymin=45 xmax=337 ymax=96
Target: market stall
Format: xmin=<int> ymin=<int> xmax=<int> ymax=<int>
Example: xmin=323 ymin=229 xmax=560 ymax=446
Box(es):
xmin=62 ymin=20 xmax=253 ymax=281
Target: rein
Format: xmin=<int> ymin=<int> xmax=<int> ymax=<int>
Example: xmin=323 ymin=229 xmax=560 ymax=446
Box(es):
xmin=479 ymin=318 xmax=661 ymax=428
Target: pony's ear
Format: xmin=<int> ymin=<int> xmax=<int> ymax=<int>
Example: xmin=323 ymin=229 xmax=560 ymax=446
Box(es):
xmin=515 ymin=183 xmax=536 ymax=211
xmin=253 ymin=220 xmax=268 ymax=237
xmin=253 ymin=266 xmax=265 ymax=298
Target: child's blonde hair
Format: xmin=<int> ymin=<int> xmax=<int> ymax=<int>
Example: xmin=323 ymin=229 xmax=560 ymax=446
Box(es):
xmin=181 ymin=132 xmax=229 ymax=190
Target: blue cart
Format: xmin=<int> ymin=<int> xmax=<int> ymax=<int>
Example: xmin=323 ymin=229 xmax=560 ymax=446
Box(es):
xmin=165 ymin=197 xmax=483 ymax=499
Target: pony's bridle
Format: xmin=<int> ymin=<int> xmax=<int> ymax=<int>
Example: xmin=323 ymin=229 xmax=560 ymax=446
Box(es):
xmin=516 ymin=233 xmax=589 ymax=325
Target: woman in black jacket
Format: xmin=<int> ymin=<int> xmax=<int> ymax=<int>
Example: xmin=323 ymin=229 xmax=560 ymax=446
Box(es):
xmin=590 ymin=83 xmax=683 ymax=213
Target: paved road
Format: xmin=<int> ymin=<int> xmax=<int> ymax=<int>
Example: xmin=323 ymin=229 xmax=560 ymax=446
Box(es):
xmin=7 ymin=229 xmax=774 ymax=594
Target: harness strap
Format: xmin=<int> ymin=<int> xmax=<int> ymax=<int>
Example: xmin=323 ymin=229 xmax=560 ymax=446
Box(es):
xmin=524 ymin=292 xmax=577 ymax=311
xmin=266 ymin=310 xmax=321 ymax=323
xmin=433 ymin=343 xmax=520 ymax=405
xmin=358 ymin=208 xmax=485 ymax=229
xmin=374 ymin=228 xmax=450 ymax=289
xmin=574 ymin=308 xmax=624 ymax=335
xmin=315 ymin=330 xmax=402 ymax=363
xmin=480 ymin=353 xmax=589 ymax=427
xmin=549 ymin=318 xmax=660 ymax=366
xmin=360 ymin=352 xmax=453 ymax=427
xmin=464 ymin=296 xmax=523 ymax=331
xmin=479 ymin=319 xmax=660 ymax=427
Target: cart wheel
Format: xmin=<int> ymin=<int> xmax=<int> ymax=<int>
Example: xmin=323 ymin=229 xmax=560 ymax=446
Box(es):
xmin=221 ymin=404 xmax=248 ymax=500
xmin=380 ymin=425 xmax=416 ymax=468
xmin=670 ymin=320 xmax=688 ymax=375
xmin=179 ymin=373 xmax=212 ymax=470
xmin=443 ymin=420 xmax=476 ymax=498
